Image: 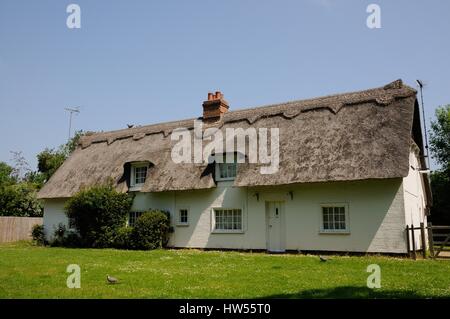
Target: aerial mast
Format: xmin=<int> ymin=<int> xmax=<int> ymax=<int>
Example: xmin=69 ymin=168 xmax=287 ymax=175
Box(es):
xmin=415 ymin=80 xmax=429 ymax=170
xmin=64 ymin=107 xmax=80 ymax=141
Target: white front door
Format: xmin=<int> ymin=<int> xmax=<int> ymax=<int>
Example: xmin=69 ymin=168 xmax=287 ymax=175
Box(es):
xmin=266 ymin=201 xmax=285 ymax=252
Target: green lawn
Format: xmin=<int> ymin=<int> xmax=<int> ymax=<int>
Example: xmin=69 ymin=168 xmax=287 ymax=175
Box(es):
xmin=0 ymin=241 xmax=449 ymax=299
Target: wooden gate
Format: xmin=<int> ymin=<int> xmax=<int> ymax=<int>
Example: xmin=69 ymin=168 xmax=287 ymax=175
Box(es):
xmin=428 ymin=224 xmax=450 ymax=258
xmin=406 ymin=223 xmax=450 ymax=259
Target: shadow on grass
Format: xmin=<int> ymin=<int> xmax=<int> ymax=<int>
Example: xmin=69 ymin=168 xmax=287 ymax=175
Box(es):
xmin=262 ymin=286 xmax=425 ymax=299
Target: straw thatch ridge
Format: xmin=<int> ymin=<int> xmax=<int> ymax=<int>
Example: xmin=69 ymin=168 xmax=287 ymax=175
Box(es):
xmin=38 ymin=79 xmax=419 ymax=199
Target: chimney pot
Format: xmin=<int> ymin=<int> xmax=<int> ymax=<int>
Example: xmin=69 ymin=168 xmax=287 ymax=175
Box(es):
xmin=202 ymin=91 xmax=229 ymax=122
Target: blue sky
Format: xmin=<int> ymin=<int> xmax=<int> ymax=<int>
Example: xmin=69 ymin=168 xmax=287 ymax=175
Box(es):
xmin=0 ymin=0 xmax=449 ymax=170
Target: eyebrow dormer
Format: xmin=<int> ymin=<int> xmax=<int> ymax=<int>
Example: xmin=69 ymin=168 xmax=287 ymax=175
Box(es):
xmin=128 ymin=161 xmax=150 ymax=191
xmin=214 ymin=153 xmax=237 ymax=182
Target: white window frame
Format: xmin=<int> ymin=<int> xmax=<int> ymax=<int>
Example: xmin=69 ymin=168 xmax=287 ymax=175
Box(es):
xmin=68 ymin=217 xmax=77 ymax=230
xmin=128 ymin=211 xmax=143 ymax=227
xmin=215 ymin=153 xmax=237 ymax=182
xmin=177 ymin=208 xmax=189 ymax=226
xmin=211 ymin=207 xmax=245 ymax=233
xmin=130 ymin=162 xmax=148 ymax=190
xmin=319 ymin=203 xmax=350 ymax=234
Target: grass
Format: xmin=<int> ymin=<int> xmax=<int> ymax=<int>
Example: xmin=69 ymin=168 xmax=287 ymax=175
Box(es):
xmin=0 ymin=241 xmax=449 ymax=299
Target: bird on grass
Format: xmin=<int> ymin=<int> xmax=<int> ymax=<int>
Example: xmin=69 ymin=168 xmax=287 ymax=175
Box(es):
xmin=106 ymin=275 xmax=118 ymax=284
xmin=319 ymin=255 xmax=329 ymax=262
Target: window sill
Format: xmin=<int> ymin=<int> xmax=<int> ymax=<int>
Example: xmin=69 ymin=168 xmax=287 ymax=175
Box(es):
xmin=215 ymin=177 xmax=236 ymax=182
xmin=212 ymin=230 xmax=245 ymax=234
xmin=129 ymin=185 xmax=143 ymax=192
xmin=176 ymin=223 xmax=189 ymax=227
xmin=319 ymin=230 xmax=350 ymax=235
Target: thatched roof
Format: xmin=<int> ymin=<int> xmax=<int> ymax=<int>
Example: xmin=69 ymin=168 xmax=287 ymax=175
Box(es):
xmin=38 ymin=79 xmax=420 ymax=199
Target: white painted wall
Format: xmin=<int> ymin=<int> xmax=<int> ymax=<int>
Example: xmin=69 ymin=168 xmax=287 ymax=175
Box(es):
xmin=42 ymin=199 xmax=68 ymax=241
xmin=170 ymin=181 xmax=251 ymax=249
xmin=43 ymin=177 xmax=419 ymax=253
xmin=132 ymin=179 xmax=409 ymax=253
xmin=403 ymin=146 xmax=428 ymax=250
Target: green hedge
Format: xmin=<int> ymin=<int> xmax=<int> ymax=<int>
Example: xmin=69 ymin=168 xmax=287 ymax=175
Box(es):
xmin=129 ymin=210 xmax=170 ymax=250
xmin=65 ymin=185 xmax=133 ymax=248
xmin=62 ymin=185 xmax=171 ymax=250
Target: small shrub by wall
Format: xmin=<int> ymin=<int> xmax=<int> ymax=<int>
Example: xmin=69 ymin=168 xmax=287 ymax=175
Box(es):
xmin=131 ymin=210 xmax=170 ymax=250
xmin=31 ymin=224 xmax=46 ymax=245
xmin=49 ymin=223 xmax=82 ymax=247
xmin=113 ymin=226 xmax=133 ymax=249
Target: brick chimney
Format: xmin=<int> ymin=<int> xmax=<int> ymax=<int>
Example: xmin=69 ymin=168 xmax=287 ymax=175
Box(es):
xmin=202 ymin=91 xmax=229 ymax=122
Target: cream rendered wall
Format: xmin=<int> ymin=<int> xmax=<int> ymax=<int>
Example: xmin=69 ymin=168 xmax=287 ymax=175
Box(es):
xmin=42 ymin=199 xmax=68 ymax=240
xmin=280 ymin=179 xmax=406 ymax=253
xmin=141 ymin=179 xmax=408 ymax=253
xmin=131 ymin=182 xmax=255 ymax=249
xmin=42 ymin=178 xmax=409 ymax=253
xmin=402 ymin=147 xmax=428 ymax=249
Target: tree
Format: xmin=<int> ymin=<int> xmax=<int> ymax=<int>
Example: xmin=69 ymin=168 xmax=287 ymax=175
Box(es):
xmin=0 ymin=160 xmax=42 ymax=217
xmin=0 ymin=131 xmax=85 ymax=217
xmin=37 ymin=148 xmax=66 ymax=182
xmin=0 ymin=183 xmax=42 ymax=217
xmin=429 ymin=105 xmax=450 ymax=225
xmin=430 ymin=171 xmax=450 ymax=225
xmin=0 ymin=162 xmax=16 ymax=187
xmin=10 ymin=151 xmax=31 ymax=181
xmin=36 ymin=130 xmax=85 ymax=184
xmin=430 ymin=105 xmax=450 ymax=171
xmin=61 ymin=130 xmax=84 ymax=156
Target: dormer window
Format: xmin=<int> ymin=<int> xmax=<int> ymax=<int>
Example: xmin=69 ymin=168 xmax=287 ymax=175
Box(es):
xmin=215 ymin=153 xmax=237 ymax=181
xmin=130 ymin=163 xmax=148 ymax=190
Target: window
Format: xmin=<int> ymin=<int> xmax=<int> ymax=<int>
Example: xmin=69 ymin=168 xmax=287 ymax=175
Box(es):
xmin=320 ymin=205 xmax=349 ymax=233
xmin=134 ymin=166 xmax=147 ymax=185
xmin=130 ymin=163 xmax=148 ymax=189
xmin=177 ymin=209 xmax=189 ymax=226
xmin=68 ymin=217 xmax=76 ymax=230
xmin=213 ymin=208 xmax=243 ymax=232
xmin=128 ymin=211 xmax=143 ymax=227
xmin=215 ymin=153 xmax=237 ymax=181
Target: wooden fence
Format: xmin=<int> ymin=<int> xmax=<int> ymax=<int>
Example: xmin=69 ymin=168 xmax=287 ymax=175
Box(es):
xmin=0 ymin=216 xmax=43 ymax=243
xmin=406 ymin=223 xmax=450 ymax=259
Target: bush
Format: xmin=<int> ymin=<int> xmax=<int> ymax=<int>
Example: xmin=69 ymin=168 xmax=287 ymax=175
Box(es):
xmin=90 ymin=226 xmax=116 ymax=248
xmin=49 ymin=223 xmax=83 ymax=247
xmin=49 ymin=223 xmax=67 ymax=247
xmin=31 ymin=224 xmax=46 ymax=245
xmin=65 ymin=185 xmax=133 ymax=247
xmin=131 ymin=210 xmax=170 ymax=250
xmin=62 ymin=231 xmax=83 ymax=248
xmin=113 ymin=226 xmax=134 ymax=249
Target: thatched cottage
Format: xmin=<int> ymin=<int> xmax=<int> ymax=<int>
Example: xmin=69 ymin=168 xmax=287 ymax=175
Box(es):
xmin=38 ymin=79 xmax=431 ymax=253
